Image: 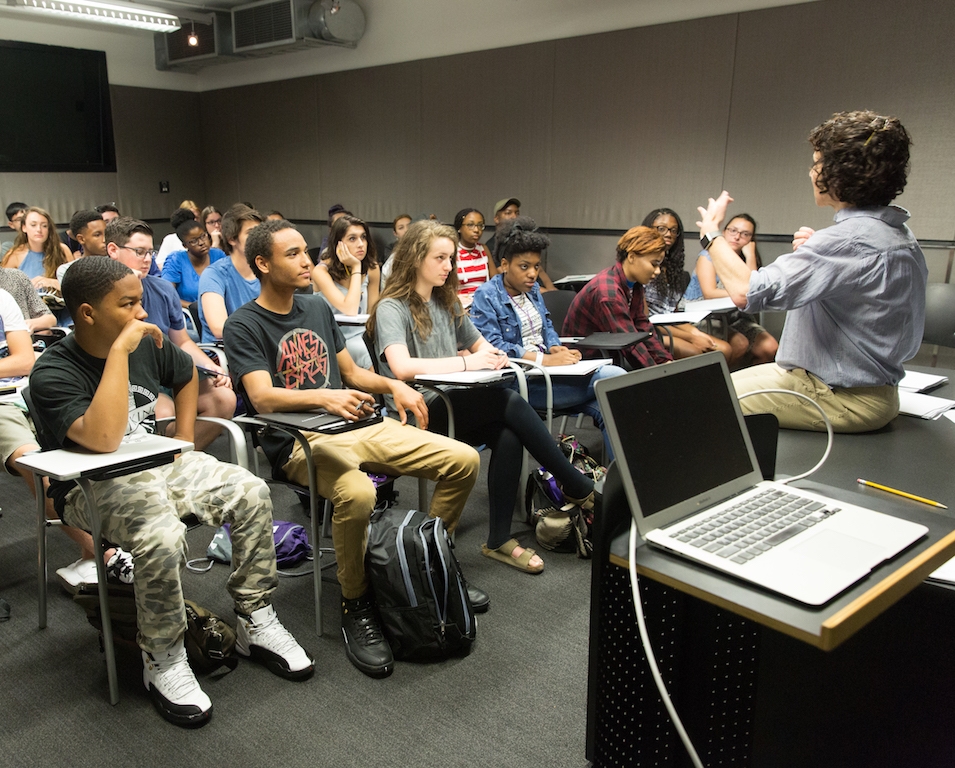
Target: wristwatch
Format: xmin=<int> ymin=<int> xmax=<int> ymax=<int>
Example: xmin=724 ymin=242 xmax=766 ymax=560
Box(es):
xmin=700 ymin=230 xmax=722 ymax=250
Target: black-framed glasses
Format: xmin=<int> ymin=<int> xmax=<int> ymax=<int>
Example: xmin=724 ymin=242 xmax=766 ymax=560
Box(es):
xmin=724 ymin=226 xmax=753 ymax=240
xmin=654 ymin=225 xmax=679 ymax=237
xmin=118 ymin=245 xmax=158 ymax=259
xmin=462 ymin=222 xmax=485 ymax=231
xmin=186 ymin=233 xmax=210 ymax=247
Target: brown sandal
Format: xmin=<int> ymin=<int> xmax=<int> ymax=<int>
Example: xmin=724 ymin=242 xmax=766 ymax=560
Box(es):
xmin=481 ymin=538 xmax=544 ymax=574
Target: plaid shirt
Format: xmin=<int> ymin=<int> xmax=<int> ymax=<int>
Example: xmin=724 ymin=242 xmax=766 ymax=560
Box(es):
xmin=564 ymin=262 xmax=672 ymax=369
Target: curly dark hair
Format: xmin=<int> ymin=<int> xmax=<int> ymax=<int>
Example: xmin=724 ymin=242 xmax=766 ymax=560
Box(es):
xmin=808 ymin=111 xmax=911 ymax=208
xmin=493 ymin=216 xmax=550 ymax=264
xmin=641 ymin=208 xmax=685 ymax=303
xmin=244 ymin=218 xmax=293 ymax=278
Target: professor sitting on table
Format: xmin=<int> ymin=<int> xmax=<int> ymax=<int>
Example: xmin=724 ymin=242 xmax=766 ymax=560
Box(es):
xmin=696 ymin=110 xmax=926 ymax=433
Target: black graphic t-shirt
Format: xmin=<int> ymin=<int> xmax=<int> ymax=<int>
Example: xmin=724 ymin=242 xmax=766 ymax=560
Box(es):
xmin=225 ymin=295 xmax=346 ymax=469
xmin=30 ymin=332 xmax=194 ymax=513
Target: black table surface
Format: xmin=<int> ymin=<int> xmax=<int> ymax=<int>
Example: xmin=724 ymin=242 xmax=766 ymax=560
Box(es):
xmin=608 ymin=365 xmax=955 ymax=649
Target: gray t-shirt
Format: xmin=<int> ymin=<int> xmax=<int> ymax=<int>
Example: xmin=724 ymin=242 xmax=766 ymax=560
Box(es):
xmin=374 ymin=296 xmax=481 ymax=405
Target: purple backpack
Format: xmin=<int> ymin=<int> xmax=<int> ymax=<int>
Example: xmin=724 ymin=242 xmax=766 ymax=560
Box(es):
xmin=194 ymin=521 xmax=312 ymax=571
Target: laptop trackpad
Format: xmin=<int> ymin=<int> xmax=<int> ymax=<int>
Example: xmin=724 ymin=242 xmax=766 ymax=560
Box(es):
xmin=790 ymin=529 xmax=886 ymax=570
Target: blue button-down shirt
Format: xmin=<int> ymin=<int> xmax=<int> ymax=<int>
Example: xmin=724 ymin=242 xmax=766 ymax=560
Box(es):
xmin=745 ymin=206 xmax=927 ymax=388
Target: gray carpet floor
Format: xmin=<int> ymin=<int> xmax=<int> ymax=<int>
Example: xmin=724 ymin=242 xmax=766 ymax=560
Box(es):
xmin=0 ymin=423 xmax=602 ymax=768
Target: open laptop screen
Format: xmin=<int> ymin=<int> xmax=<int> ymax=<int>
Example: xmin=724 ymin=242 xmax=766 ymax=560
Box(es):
xmin=598 ymin=355 xmax=758 ymax=522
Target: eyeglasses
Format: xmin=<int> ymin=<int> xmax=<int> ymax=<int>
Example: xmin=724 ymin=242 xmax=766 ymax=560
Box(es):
xmin=724 ymin=226 xmax=753 ymax=240
xmin=10 ymin=214 xmax=24 ymax=224
xmin=654 ymin=225 xmax=679 ymax=237
xmin=462 ymin=223 xmax=485 ymax=231
xmin=118 ymin=245 xmax=158 ymax=259
xmin=205 ymin=218 xmax=222 ymax=227
xmin=186 ymin=233 xmax=210 ymax=247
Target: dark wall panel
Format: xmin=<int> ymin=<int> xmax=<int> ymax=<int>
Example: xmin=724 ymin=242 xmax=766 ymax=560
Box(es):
xmin=229 ymin=77 xmax=322 ymax=219
xmin=550 ymin=17 xmax=737 ymax=230
xmin=316 ymin=60 xmax=422 ymax=223
xmin=418 ymin=43 xmax=556 ymax=224
xmin=198 ymin=86 xmax=241 ymax=212
xmin=725 ymin=0 xmax=955 ymax=240
xmin=111 ymin=85 xmax=205 ymax=220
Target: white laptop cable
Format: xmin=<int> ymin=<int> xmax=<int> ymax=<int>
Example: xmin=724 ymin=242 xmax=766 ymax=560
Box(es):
xmin=628 ymin=521 xmax=705 ymax=768
xmin=736 ymin=389 xmax=833 ymax=484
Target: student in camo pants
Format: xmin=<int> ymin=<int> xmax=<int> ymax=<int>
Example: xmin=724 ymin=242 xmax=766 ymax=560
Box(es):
xmin=28 ymin=252 xmax=314 ymax=728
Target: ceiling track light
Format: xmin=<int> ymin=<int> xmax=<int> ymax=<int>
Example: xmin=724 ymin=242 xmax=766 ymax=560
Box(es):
xmin=10 ymin=0 xmax=181 ymax=32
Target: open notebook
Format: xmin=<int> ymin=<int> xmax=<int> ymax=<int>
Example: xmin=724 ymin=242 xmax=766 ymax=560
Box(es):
xmin=594 ymin=353 xmax=927 ymax=605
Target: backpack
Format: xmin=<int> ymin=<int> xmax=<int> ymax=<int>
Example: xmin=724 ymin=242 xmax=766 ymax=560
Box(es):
xmin=365 ymin=507 xmax=475 ymax=661
xmin=525 ymin=435 xmax=606 ymax=559
xmin=73 ymin=586 xmax=238 ymax=674
xmin=188 ymin=520 xmax=313 ymax=576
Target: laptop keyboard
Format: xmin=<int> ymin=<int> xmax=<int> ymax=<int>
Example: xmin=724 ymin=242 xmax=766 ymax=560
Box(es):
xmin=671 ymin=489 xmax=839 ymax=565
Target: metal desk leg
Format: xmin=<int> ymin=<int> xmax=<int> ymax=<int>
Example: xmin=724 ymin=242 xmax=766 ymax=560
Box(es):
xmin=76 ymin=478 xmax=120 ymax=706
xmin=34 ymin=473 xmax=47 ymax=630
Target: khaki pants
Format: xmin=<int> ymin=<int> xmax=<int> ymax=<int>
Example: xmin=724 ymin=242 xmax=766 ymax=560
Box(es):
xmin=282 ymin=418 xmax=479 ymax=600
xmin=731 ymin=363 xmax=900 ymax=433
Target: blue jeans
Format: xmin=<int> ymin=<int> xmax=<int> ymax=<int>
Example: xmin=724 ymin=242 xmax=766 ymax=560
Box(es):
xmin=520 ymin=364 xmax=626 ymax=460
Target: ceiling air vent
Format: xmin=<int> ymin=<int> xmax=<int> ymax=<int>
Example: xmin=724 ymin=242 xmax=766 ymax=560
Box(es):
xmin=232 ymin=0 xmax=364 ymax=56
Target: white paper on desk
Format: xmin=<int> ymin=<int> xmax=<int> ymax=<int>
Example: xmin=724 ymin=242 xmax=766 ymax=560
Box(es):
xmin=333 ymin=313 xmax=369 ymax=325
xmin=649 ymin=311 xmax=711 ymax=325
xmin=525 ymin=359 xmax=611 ymax=377
xmin=897 ymin=390 xmax=955 ymax=419
xmin=928 ymin=554 xmax=955 ymax=584
xmin=553 ymin=274 xmax=595 ymax=285
xmin=899 ymin=370 xmax=949 ymax=393
xmin=683 ymin=297 xmax=737 ymax=312
xmin=414 ymin=370 xmax=509 ymax=385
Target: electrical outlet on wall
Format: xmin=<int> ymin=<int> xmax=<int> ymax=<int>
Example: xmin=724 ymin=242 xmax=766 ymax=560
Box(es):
xmin=159 ymin=181 xmax=170 ymax=193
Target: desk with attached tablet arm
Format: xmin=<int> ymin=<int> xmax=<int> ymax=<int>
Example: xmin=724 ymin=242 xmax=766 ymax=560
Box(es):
xmin=586 ymin=368 xmax=955 ymax=767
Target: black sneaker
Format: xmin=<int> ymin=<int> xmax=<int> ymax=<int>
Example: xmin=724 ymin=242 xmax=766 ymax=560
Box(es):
xmin=465 ymin=581 xmax=490 ymax=614
xmin=341 ymin=594 xmax=394 ymax=678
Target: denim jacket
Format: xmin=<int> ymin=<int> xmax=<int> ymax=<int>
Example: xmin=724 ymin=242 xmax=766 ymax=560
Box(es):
xmin=469 ymin=274 xmax=561 ymax=357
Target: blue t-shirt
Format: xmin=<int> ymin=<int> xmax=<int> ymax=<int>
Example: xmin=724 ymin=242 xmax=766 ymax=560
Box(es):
xmin=197 ymin=256 xmax=261 ymax=342
xmin=20 ymin=250 xmax=71 ymax=325
xmin=161 ymin=247 xmax=227 ymax=304
xmin=141 ymin=275 xmax=185 ymax=336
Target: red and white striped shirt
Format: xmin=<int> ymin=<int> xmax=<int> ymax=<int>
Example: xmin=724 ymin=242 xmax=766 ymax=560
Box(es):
xmin=456 ymin=243 xmax=490 ymax=298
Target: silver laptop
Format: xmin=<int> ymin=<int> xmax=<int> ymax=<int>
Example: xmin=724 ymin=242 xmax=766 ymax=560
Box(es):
xmin=594 ymin=353 xmax=928 ymax=605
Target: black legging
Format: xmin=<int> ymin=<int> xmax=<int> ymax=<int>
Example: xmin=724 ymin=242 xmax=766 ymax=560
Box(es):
xmin=427 ymin=387 xmax=593 ymax=549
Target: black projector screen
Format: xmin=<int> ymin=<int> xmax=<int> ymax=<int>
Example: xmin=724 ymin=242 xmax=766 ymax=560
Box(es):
xmin=0 ymin=40 xmax=116 ymax=172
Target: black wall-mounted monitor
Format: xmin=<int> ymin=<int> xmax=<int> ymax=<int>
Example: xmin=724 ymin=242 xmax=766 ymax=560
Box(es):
xmin=0 ymin=40 xmax=116 ymax=173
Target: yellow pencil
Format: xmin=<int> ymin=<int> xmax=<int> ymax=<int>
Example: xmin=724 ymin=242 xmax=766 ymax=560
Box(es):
xmin=856 ymin=478 xmax=948 ymax=509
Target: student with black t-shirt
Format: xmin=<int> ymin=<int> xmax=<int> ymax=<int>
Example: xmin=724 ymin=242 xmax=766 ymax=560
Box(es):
xmin=223 ymin=218 xmax=484 ymax=679
xmin=29 ymin=257 xmax=313 ymax=728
